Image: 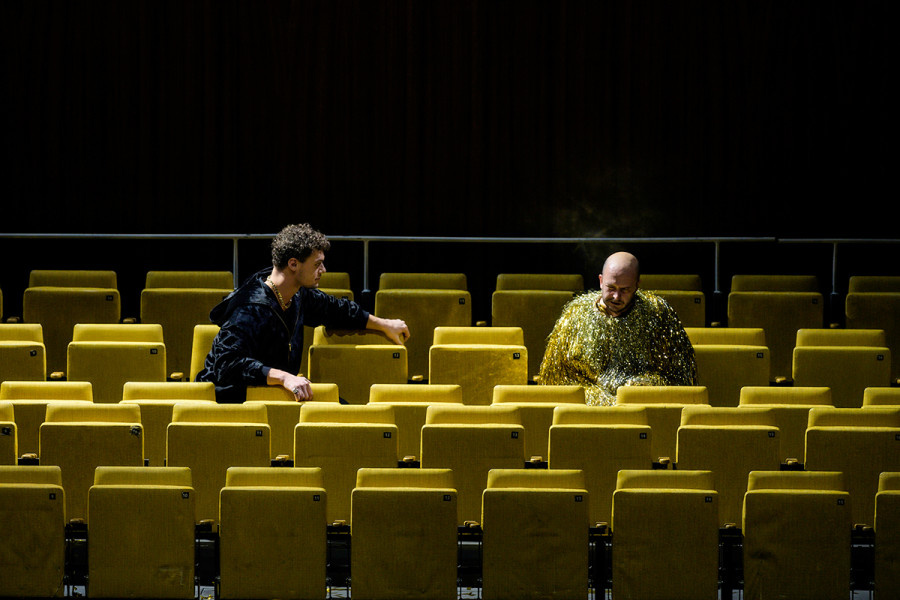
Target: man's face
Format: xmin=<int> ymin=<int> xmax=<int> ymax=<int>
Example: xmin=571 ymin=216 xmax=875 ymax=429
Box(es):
xmin=598 ymin=269 xmax=638 ymax=316
xmin=295 ymin=250 xmax=326 ymax=288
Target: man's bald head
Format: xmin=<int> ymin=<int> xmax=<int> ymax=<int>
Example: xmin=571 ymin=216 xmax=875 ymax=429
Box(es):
xmin=598 ymin=252 xmax=640 ymax=317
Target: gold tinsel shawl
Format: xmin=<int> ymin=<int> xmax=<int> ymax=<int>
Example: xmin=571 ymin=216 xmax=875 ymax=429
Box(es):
xmin=538 ymin=289 xmax=697 ymax=406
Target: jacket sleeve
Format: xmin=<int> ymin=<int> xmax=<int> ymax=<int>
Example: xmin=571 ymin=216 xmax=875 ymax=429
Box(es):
xmin=300 ymin=288 xmax=370 ymax=330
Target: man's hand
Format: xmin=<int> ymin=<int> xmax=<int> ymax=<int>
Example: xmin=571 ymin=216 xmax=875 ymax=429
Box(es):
xmin=367 ymin=315 xmax=411 ymax=346
xmin=268 ymin=368 xmax=313 ymax=401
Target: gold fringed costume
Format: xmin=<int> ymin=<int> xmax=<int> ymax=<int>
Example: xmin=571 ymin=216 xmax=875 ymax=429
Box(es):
xmin=538 ymin=289 xmax=697 ymax=406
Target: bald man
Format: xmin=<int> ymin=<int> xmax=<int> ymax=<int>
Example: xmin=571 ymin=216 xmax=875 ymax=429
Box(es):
xmin=538 ymin=252 xmax=697 ymax=406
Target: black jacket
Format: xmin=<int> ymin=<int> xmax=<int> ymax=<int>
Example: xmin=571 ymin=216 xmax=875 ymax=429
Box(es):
xmin=196 ymin=267 xmax=369 ymax=403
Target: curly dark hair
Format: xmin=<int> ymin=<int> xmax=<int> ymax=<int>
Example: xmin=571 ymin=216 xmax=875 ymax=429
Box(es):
xmin=270 ymin=223 xmax=331 ymax=268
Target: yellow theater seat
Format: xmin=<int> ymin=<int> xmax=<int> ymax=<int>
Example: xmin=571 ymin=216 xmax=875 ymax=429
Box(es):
xmin=367 ymin=383 xmax=463 ymax=461
xmin=846 ymin=275 xmax=900 ymax=382
xmin=738 ymin=386 xmax=833 ymax=464
xmin=140 ymin=270 xmax=233 ymax=380
xmin=743 ymin=471 xmax=851 ymax=600
xmin=351 ymin=468 xmax=458 ymax=600
xmin=420 ymin=404 xmax=525 ymax=525
xmin=863 ymin=386 xmax=900 ymax=406
xmin=429 ymin=326 xmax=528 ymax=406
xmin=245 ymin=382 xmax=340 ymax=461
xmin=0 ymin=380 xmax=92 ymax=457
xmin=189 ymin=323 xmax=220 ymax=382
xmin=612 ymin=470 xmax=719 ymax=600
xmin=0 ymin=402 xmax=16 ymax=465
xmin=66 ymin=323 xmax=167 ymax=403
xmin=218 ymin=467 xmax=327 ymax=599
xmin=492 ymin=384 xmax=585 ymax=461
xmin=548 ymin=405 xmax=653 ymax=526
xmin=804 ymin=406 xmax=900 ymax=527
xmin=875 ymin=472 xmax=900 ymax=596
xmin=23 ymin=269 xmax=120 ymax=376
xmin=293 ymin=404 xmax=399 ymax=525
xmin=0 ymin=465 xmax=66 ymax=597
xmin=375 ymin=272 xmax=471 ymax=379
xmin=308 ymin=326 xmax=408 ymax=405
xmin=676 ymin=406 xmax=781 ymax=526
xmin=0 ymin=323 xmax=46 ymax=383
xmin=87 ymin=466 xmax=195 ymax=599
xmin=120 ymin=381 xmax=216 ymax=466
xmin=481 ymin=469 xmax=589 ymax=600
xmin=640 ymin=274 xmax=706 ymax=328
xmin=39 ymin=403 xmax=144 ymax=523
xmin=166 ymin=403 xmax=271 ymax=525
xmin=300 ymin=272 xmax=354 ymax=375
xmin=616 ymin=385 xmax=710 ymax=463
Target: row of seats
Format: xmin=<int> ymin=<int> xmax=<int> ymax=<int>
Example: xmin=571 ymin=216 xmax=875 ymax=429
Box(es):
xmin=2 ymin=464 xmax=898 ymax=598
xmin=2 ymin=318 xmax=895 ymax=410
xmin=4 ymin=270 xmax=898 ymax=384
xmin=2 ymin=383 xmax=899 ymax=529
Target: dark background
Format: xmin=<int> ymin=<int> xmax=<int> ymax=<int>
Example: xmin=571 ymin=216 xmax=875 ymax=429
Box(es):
xmin=1 ymin=1 xmax=896 ymax=323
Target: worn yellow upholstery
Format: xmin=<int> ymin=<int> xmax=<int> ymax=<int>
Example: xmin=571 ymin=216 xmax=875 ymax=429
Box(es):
xmin=612 ymin=469 xmax=719 ymax=600
xmin=492 ymin=384 xmax=585 ymax=461
xmin=0 ymin=465 xmax=66 ymax=597
xmin=875 ymin=472 xmax=900 ymax=596
xmin=351 ymin=468 xmax=457 ymax=600
xmin=67 ymin=323 xmax=166 ymax=403
xmin=420 ymin=405 xmax=525 ymax=525
xmin=676 ymin=406 xmax=781 ymax=526
xmin=39 ymin=403 xmax=144 ymax=522
xmin=308 ymin=326 xmax=408 ymax=404
xmin=804 ymin=406 xmax=900 ymax=526
xmin=218 ymin=467 xmax=327 ymax=599
xmin=549 ymin=405 xmax=653 ymax=526
xmin=0 ymin=323 xmax=46 ymax=383
xmin=616 ymin=385 xmax=710 ymax=462
xmin=88 ymin=466 xmax=195 ymax=599
xmin=367 ymin=383 xmax=463 ymax=460
xmin=739 ymin=386 xmax=833 ymax=464
xmin=23 ymin=270 xmax=121 ymax=375
xmin=743 ymin=471 xmax=851 ymax=600
xmin=0 ymin=380 xmax=92 ymax=457
xmin=481 ymin=469 xmax=589 ymax=600
xmin=166 ymin=403 xmax=270 ymax=524
xmin=294 ymin=404 xmax=399 ymax=525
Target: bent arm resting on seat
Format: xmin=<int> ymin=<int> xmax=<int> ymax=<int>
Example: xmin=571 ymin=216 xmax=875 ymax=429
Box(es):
xmin=366 ymin=314 xmax=411 ymax=345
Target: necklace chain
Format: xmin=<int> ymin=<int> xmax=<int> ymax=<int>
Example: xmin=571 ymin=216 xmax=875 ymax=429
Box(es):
xmin=266 ymin=277 xmax=291 ymax=310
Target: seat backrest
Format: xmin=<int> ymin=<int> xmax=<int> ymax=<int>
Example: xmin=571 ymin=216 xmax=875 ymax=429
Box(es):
xmin=432 ymin=326 xmax=524 ymax=345
xmin=29 ymin=269 xmax=117 ymax=288
xmin=639 ymin=274 xmax=703 ymax=291
xmin=685 ymin=327 xmax=766 ymax=346
xmin=299 ymin=403 xmax=394 ymax=424
xmin=485 ymin=468 xmax=585 ymax=490
xmin=731 ymin=274 xmax=819 ymax=292
xmin=72 ymin=323 xmax=163 ymax=343
xmin=379 ymin=272 xmax=467 ymax=290
xmin=0 ymin=323 xmax=43 ymax=342
xmin=369 ymin=383 xmax=462 ymax=404
xmin=849 ymin=276 xmax=900 ymax=293
xmin=189 ymin=324 xmax=220 ymax=381
xmin=739 ymin=386 xmax=832 ymax=406
xmin=0 ymin=380 xmax=92 ymax=400
xmin=746 ymin=470 xmax=844 ymax=492
xmin=93 ymin=465 xmax=192 ymax=487
xmin=495 ymin=273 xmax=584 ymax=292
xmin=880 ymin=472 xmax=900 ymax=492
xmin=863 ymin=387 xmax=900 ymax=407
xmin=122 ymin=381 xmax=216 ymax=401
xmin=796 ymin=328 xmax=886 ymax=347
xmin=356 ymin=467 xmax=454 ymax=489
xmin=616 ymin=468 xmax=715 ymax=491
xmin=617 ymin=385 xmax=708 ymax=405
xmin=493 ymin=384 xmax=585 ymax=405
xmin=0 ymin=464 xmax=62 ymax=485
xmin=311 ymin=326 xmax=394 ymax=346
xmin=808 ymin=406 xmax=900 ymax=428
xmin=171 ymin=403 xmax=267 ymax=424
xmin=319 ymin=271 xmax=351 ymax=289
xmin=45 ymin=402 xmax=141 ymax=424
xmin=144 ymin=270 xmax=233 ymax=289
xmin=680 ymin=405 xmax=775 ymax=427
xmin=246 ymin=382 xmax=340 ymax=403
xmin=552 ymin=404 xmax=648 ymax=426
xmin=425 ymin=404 xmax=520 ymax=425
xmin=225 ymin=466 xmax=324 ymax=488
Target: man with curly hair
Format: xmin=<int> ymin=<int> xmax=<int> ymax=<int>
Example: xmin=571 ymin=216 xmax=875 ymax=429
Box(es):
xmin=197 ymin=223 xmax=410 ymax=403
